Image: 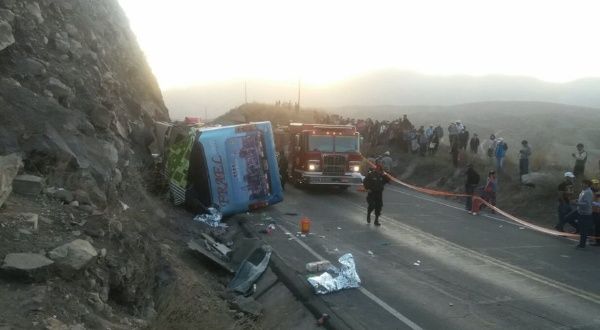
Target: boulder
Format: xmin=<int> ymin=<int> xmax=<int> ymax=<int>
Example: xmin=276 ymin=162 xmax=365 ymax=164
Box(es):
xmin=12 ymin=174 xmax=44 ymax=196
xmin=54 ymin=188 xmax=74 ymax=203
xmin=48 ymin=239 xmax=98 ymax=277
xmin=47 ymin=77 xmax=73 ymax=98
xmin=25 ymin=2 xmax=43 ymax=24
xmin=0 ymin=153 xmax=22 ymax=208
xmin=73 ymin=189 xmax=91 ymax=205
xmin=15 ymin=57 xmax=46 ymax=77
xmin=1 ymin=253 xmax=54 ymax=281
xmin=0 ymin=19 xmax=14 ymax=52
xmin=53 ymin=32 xmax=70 ymax=54
xmin=521 ymin=172 xmax=555 ymax=188
xmin=0 ymin=9 xmax=14 ymax=23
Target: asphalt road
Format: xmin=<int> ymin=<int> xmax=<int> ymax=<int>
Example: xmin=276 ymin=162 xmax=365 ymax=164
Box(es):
xmin=248 ymin=183 xmax=600 ymax=329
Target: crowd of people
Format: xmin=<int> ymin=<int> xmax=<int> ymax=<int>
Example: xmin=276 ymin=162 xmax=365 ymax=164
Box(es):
xmin=347 ymin=114 xmax=600 ymax=249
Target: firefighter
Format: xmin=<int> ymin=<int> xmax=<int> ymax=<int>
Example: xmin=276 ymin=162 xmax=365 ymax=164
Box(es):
xmin=363 ymin=164 xmax=390 ymax=226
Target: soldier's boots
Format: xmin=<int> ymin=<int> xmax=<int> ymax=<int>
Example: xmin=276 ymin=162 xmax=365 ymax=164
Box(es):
xmin=374 ymin=216 xmax=381 ymax=226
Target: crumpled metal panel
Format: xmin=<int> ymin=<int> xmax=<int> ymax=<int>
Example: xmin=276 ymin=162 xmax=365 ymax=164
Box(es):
xmin=307 ymin=253 xmax=361 ymax=294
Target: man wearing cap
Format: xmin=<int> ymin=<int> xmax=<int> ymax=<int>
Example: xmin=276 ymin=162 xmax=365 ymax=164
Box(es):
xmin=555 ymin=172 xmax=576 ymax=232
xmin=363 ymin=164 xmax=390 ymax=226
xmin=377 ymin=151 xmax=393 ymax=173
xmin=568 ymin=180 xmax=594 ymax=248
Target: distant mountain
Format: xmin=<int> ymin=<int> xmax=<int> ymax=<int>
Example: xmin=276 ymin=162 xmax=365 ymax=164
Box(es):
xmin=163 ymin=70 xmax=600 ymax=119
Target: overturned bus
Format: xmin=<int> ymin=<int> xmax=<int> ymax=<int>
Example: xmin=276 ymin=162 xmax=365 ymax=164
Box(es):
xmin=155 ymin=121 xmax=283 ymax=217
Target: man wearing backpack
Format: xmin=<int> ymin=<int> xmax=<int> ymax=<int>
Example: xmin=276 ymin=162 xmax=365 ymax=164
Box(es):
xmin=464 ymin=164 xmax=480 ymax=212
xmin=363 ymin=164 xmax=390 ymax=226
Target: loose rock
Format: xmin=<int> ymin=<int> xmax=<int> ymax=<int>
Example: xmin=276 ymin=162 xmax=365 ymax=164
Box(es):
xmin=0 ymin=19 xmax=14 ymax=51
xmin=1 ymin=253 xmax=54 ymax=281
xmin=48 ymin=239 xmax=98 ymax=277
xmin=0 ymin=153 xmax=22 ymax=208
xmin=12 ymin=174 xmax=44 ymax=196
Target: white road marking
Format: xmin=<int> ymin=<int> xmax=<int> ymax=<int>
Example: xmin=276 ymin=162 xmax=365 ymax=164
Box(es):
xmin=276 ymin=223 xmax=423 ymax=330
xmin=341 ymin=199 xmax=600 ymax=305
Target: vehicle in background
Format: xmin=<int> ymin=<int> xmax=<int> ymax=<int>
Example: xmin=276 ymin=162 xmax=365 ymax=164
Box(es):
xmin=154 ymin=121 xmax=283 ymax=217
xmin=277 ymin=123 xmax=363 ymax=187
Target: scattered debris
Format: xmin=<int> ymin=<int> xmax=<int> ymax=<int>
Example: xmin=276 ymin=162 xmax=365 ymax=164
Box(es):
xmin=284 ymin=212 xmax=298 ymax=216
xmin=449 ymin=303 xmax=454 ymax=307
xmin=119 ymin=200 xmax=129 ymax=211
xmin=260 ymin=224 xmax=276 ymax=234
xmin=194 ymin=207 xmax=227 ymax=228
xmin=307 ymin=253 xmax=361 ymax=294
xmin=202 ymin=233 xmax=232 ymax=260
xmin=228 ymin=245 xmax=272 ymax=295
xmin=188 ymin=240 xmax=235 ymax=273
xmin=306 ymin=260 xmax=333 ymax=273
xmin=367 ymin=250 xmax=374 ymax=256
xmin=413 ymin=260 xmax=421 ymax=266
xmin=519 ymin=227 xmax=525 ymax=230
xmin=317 ymin=313 xmax=330 ymax=326
xmin=337 ymin=227 xmax=342 ymax=230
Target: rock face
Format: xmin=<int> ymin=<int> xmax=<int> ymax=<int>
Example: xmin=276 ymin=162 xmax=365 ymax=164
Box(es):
xmin=48 ymin=239 xmax=98 ymax=277
xmin=1 ymin=253 xmax=54 ymax=281
xmin=0 ymin=0 xmax=169 ymax=206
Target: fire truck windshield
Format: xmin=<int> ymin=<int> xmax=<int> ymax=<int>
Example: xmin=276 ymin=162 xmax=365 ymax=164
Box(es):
xmin=334 ymin=136 xmax=358 ymax=152
xmin=308 ymin=136 xmax=334 ymax=152
xmin=308 ymin=135 xmax=358 ymax=152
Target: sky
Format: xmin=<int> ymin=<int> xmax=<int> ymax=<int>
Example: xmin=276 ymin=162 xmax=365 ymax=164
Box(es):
xmin=118 ymin=0 xmax=600 ymax=90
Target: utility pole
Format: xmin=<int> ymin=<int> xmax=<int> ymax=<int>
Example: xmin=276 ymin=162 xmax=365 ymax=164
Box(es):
xmin=296 ymin=78 xmax=301 ymax=113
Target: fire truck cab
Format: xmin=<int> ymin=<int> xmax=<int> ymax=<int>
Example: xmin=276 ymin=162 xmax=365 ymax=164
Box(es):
xmin=283 ymin=123 xmax=363 ymax=186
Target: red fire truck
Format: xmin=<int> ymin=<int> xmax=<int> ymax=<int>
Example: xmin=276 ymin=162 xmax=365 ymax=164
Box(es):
xmin=278 ymin=123 xmax=363 ymax=187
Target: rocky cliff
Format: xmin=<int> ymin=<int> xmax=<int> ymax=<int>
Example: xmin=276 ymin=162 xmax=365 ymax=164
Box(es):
xmin=0 ymin=0 xmax=169 ymax=207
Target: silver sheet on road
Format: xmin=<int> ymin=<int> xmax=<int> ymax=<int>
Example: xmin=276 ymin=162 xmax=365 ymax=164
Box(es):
xmin=193 ymin=207 xmax=227 ymax=228
xmin=308 ymin=253 xmax=361 ymax=294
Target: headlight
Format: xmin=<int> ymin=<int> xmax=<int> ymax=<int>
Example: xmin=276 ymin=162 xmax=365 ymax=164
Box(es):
xmin=349 ymin=161 xmax=361 ymax=172
xmin=307 ymin=160 xmax=320 ymax=171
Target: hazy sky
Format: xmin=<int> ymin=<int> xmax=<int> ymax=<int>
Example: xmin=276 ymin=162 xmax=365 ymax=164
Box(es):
xmin=118 ymin=0 xmax=600 ymax=90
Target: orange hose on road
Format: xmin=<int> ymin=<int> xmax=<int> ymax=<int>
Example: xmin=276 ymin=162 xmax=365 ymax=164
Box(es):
xmin=362 ymin=156 xmax=598 ymax=241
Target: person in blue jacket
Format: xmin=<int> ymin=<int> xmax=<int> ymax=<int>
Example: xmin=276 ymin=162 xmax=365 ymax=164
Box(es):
xmin=495 ymin=138 xmax=508 ymax=171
